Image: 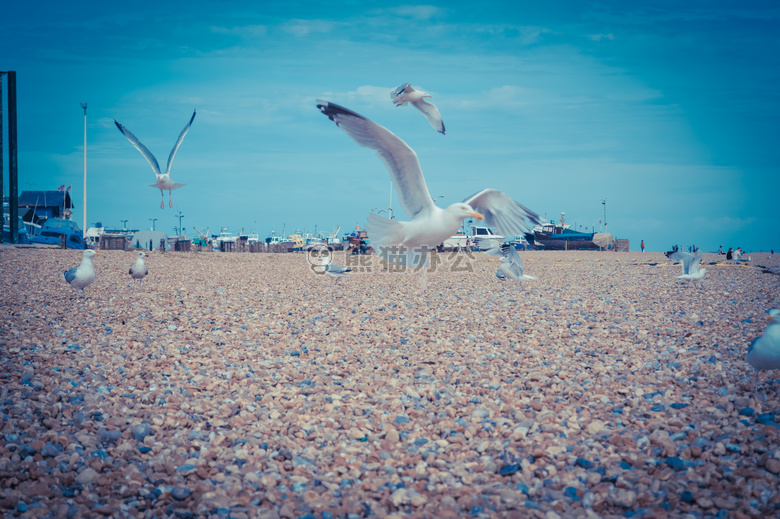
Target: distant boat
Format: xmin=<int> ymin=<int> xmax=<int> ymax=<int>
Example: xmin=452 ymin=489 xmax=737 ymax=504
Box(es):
xmin=28 ymin=217 xmax=84 ymax=249
xmin=443 ymin=225 xmax=504 ymax=250
xmin=523 ymin=212 xmax=609 ymax=250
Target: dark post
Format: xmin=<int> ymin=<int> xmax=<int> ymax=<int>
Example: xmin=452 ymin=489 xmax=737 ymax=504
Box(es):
xmin=1 ymin=72 xmax=4 ymax=224
xmin=7 ymin=71 xmax=18 ymax=244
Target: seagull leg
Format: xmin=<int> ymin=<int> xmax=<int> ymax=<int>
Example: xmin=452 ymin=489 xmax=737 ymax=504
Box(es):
xmin=160 ymin=189 xmax=165 ymax=209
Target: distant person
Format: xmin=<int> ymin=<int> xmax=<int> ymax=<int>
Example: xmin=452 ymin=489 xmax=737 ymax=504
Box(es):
xmin=734 ymin=247 xmax=743 ymax=260
xmin=641 ymin=240 xmax=645 ymax=252
xmin=718 ymin=245 xmax=723 ymax=255
xmin=726 ymin=247 xmax=733 ymax=260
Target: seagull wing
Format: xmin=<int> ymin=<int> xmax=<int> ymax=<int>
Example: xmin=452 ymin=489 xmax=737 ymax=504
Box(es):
xmin=165 ymin=109 xmax=196 ymax=175
xmin=668 ymin=251 xmax=693 ymax=274
xmin=689 ymin=249 xmax=703 ymax=275
xmin=475 ymin=237 xmax=501 ymax=256
xmin=115 ymin=120 xmax=161 ymax=176
xmin=411 ymin=98 xmax=446 ymax=134
xmin=317 ymin=100 xmax=434 ymax=219
xmin=64 ymin=267 xmax=78 ymax=284
xmin=390 ymin=83 xmax=412 ymax=105
xmin=463 ymin=189 xmax=541 ymax=239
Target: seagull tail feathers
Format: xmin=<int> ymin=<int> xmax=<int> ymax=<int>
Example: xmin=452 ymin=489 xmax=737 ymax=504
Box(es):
xmin=366 ymin=212 xmax=427 ymax=267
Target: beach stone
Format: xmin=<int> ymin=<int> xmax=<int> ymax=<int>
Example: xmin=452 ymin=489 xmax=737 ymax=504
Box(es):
xmin=131 ymin=423 xmax=153 ymax=442
xmin=766 ymin=459 xmax=780 ymax=474
xmin=75 ymin=468 xmax=99 ymax=485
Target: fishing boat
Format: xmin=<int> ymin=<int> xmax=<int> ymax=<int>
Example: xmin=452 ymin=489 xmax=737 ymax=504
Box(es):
xmin=28 ymin=217 xmax=85 ymax=249
xmin=443 ymin=226 xmax=504 ymax=251
xmin=524 ymin=212 xmax=612 ymax=250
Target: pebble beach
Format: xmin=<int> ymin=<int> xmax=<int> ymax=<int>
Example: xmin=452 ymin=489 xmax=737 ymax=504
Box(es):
xmin=1 ymin=247 xmax=779 ymax=519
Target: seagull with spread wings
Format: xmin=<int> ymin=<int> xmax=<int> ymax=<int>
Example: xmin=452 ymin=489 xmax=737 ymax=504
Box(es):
xmin=390 ymin=83 xmax=446 ymax=135
xmin=477 ymin=237 xmax=536 ymax=289
xmin=114 ymin=110 xmax=196 ymax=208
xmin=665 ymin=248 xmax=707 ymax=280
xmin=317 ymin=100 xmax=539 ymax=288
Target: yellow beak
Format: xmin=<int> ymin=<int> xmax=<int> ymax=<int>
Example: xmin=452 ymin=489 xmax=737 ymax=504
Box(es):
xmin=469 ymin=211 xmax=484 ymax=220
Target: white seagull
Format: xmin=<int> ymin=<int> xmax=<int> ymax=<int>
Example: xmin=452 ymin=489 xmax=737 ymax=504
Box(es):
xmin=324 ymin=263 xmax=353 ymax=282
xmin=390 ymin=83 xmax=446 ymax=134
xmin=666 ymin=248 xmax=707 ymax=280
xmin=317 ymin=100 xmax=540 ymax=288
xmin=477 ymin=237 xmax=536 ymax=289
xmin=747 ymin=309 xmax=780 ymax=390
xmin=129 ymin=251 xmax=149 ymax=284
xmin=64 ymin=249 xmax=97 ymax=295
xmin=114 ymin=109 xmax=196 ymax=208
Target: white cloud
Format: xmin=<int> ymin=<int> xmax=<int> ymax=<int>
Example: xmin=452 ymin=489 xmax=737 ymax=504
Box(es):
xmin=587 ymin=33 xmax=615 ymax=42
xmin=451 ymin=85 xmax=531 ymax=110
xmin=210 ymin=25 xmax=268 ymax=38
xmin=388 ymin=5 xmax=442 ymax=20
xmin=281 ymin=19 xmax=337 ymax=37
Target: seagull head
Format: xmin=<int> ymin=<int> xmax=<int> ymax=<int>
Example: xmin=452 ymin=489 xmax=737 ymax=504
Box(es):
xmin=83 ymin=249 xmax=97 ymax=259
xmin=137 ymin=252 xmax=148 ymax=258
xmin=447 ymin=203 xmax=484 ymax=222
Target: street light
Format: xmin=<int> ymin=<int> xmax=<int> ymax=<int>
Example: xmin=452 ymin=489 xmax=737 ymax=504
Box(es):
xmin=120 ymin=219 xmax=128 ymax=231
xmin=601 ymin=198 xmax=607 ymax=233
xmin=149 ymin=218 xmax=157 ymax=231
xmin=175 ymin=211 xmax=184 ymax=235
xmin=81 ymin=102 xmax=87 ymax=233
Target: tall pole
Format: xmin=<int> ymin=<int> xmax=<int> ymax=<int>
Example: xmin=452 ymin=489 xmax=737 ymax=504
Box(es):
xmin=601 ymin=198 xmax=607 ymax=233
xmin=81 ymin=102 xmax=87 ymax=231
xmin=175 ymin=210 xmax=184 ymax=235
xmin=1 ymin=72 xmax=4 ymax=217
xmin=8 ymin=72 xmax=18 ymax=244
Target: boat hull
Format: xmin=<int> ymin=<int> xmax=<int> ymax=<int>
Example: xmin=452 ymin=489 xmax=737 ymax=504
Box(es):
xmin=524 ymin=231 xmax=599 ymax=251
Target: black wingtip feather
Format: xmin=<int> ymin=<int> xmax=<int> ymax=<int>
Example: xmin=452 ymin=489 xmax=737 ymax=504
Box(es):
xmin=316 ymin=100 xmax=369 ymax=124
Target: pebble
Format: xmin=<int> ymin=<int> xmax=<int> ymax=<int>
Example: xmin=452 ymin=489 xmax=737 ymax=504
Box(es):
xmin=0 ymin=249 xmax=779 ymax=517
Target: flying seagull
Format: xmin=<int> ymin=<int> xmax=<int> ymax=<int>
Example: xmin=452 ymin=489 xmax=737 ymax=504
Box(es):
xmin=390 ymin=83 xmax=446 ymax=135
xmin=317 ymin=100 xmax=540 ymax=289
xmin=129 ymin=251 xmax=149 ymax=284
xmin=747 ymin=309 xmax=780 ymax=390
xmin=114 ymin=109 xmax=196 ymax=208
xmin=666 ymin=248 xmax=707 ymax=280
xmin=64 ymin=249 xmax=97 ymax=295
xmin=477 ymin=237 xmax=536 ymax=289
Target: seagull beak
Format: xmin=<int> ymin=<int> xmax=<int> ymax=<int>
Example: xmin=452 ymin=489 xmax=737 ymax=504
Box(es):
xmin=470 ymin=211 xmax=484 ymax=220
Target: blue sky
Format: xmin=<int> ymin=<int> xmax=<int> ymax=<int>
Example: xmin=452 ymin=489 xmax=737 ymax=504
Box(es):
xmin=2 ymin=0 xmax=778 ymax=252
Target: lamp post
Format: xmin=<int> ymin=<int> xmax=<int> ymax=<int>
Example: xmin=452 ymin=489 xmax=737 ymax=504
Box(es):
xmin=149 ymin=218 xmax=157 ymax=231
xmin=175 ymin=210 xmax=184 ymax=235
xmin=601 ymin=198 xmax=607 ymax=233
xmin=81 ymin=102 xmax=87 ymax=232
xmin=120 ymin=219 xmax=128 ymax=231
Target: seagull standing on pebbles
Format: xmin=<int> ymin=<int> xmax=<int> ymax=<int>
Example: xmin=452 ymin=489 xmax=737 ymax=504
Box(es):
xmin=747 ymin=309 xmax=780 ymax=390
xmin=129 ymin=252 xmax=149 ymax=284
xmin=390 ymin=83 xmax=446 ymax=135
xmin=324 ymin=264 xmax=353 ymax=282
xmin=64 ymin=249 xmax=97 ymax=295
xmin=114 ymin=110 xmax=196 ymax=208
